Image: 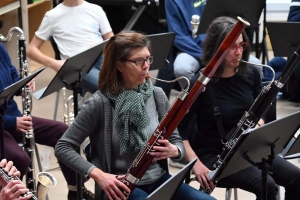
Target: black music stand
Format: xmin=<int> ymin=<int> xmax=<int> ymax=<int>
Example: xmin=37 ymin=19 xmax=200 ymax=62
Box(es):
xmin=34 ymin=41 xmax=106 ymax=200
xmin=148 ymin=32 xmax=175 ymax=70
xmin=196 ymin=0 xmax=264 ymax=34
xmin=266 ymin=22 xmax=300 ymax=57
xmin=0 ymin=68 xmax=45 ymax=160
xmin=212 ymin=110 xmax=300 ymax=199
xmin=196 ymin=0 xmax=267 ymax=63
xmin=86 ymin=0 xmax=159 ymax=31
xmin=146 ymin=158 xmax=197 ymax=200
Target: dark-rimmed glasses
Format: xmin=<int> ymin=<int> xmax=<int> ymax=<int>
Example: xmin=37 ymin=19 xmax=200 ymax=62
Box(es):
xmin=123 ymin=56 xmax=153 ymax=67
xmin=230 ymin=42 xmax=249 ymax=52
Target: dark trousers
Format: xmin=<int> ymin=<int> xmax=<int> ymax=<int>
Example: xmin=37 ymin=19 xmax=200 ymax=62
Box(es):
xmin=4 ymin=116 xmax=77 ymax=186
xmin=201 ymin=154 xmax=300 ymax=200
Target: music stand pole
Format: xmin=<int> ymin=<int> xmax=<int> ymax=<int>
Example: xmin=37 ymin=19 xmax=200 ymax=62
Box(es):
xmin=261 ymin=0 xmax=269 ymax=64
xmin=62 ymin=72 xmax=84 ymax=200
xmin=255 ymin=0 xmax=269 ymax=64
xmin=243 ymin=143 xmax=276 ymax=199
xmin=0 ymin=101 xmax=7 ymax=159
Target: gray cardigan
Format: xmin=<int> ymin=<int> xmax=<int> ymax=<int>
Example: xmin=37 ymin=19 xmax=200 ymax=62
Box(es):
xmin=55 ymin=86 xmax=184 ymax=199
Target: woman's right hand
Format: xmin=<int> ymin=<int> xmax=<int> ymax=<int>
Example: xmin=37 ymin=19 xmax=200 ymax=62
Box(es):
xmin=90 ymin=168 xmax=130 ymax=200
xmin=192 ymin=159 xmax=215 ymax=190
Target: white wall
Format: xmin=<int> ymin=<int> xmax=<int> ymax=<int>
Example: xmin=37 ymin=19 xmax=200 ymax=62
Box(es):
xmin=266 ymin=0 xmax=291 ymax=21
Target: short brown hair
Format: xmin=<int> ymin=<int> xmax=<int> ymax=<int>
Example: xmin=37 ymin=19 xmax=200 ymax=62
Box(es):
xmin=99 ymin=31 xmax=151 ymax=95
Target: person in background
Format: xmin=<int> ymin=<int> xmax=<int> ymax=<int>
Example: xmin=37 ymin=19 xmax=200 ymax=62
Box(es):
xmin=155 ymin=0 xmax=207 ymax=99
xmin=27 ymin=0 xmax=114 ymax=94
xmin=0 ymin=159 xmax=32 ymax=200
xmin=178 ymin=16 xmax=300 ymax=199
xmin=263 ymin=0 xmax=300 ymax=102
xmin=55 ymin=31 xmax=215 ymax=200
xmin=0 ymin=43 xmax=93 ymax=200
xmin=156 ymin=0 xmax=263 ymax=101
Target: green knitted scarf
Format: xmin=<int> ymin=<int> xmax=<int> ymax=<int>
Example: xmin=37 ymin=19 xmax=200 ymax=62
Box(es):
xmin=106 ymin=80 xmax=154 ymax=156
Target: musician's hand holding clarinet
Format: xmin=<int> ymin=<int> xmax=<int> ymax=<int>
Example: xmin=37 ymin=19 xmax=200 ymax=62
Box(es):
xmin=0 ymin=159 xmax=32 ymax=200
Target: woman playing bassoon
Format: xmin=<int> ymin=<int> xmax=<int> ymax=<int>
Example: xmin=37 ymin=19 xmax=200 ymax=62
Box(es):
xmin=178 ymin=16 xmax=300 ymax=199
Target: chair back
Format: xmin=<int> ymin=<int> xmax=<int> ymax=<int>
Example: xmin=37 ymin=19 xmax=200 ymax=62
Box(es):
xmin=49 ymin=36 xmax=60 ymax=60
xmin=83 ymin=142 xmax=91 ymax=162
xmin=262 ymin=81 xmax=277 ymax=123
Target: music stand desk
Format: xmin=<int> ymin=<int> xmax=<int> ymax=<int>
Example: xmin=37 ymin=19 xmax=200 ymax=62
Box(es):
xmin=34 ymin=41 xmax=107 ymax=100
xmin=87 ymin=0 xmax=159 ymax=30
xmin=266 ymin=22 xmax=300 ymax=57
xmin=34 ymin=41 xmax=106 ymax=200
xmin=196 ymin=0 xmax=265 ymax=34
xmin=87 ymin=0 xmax=158 ymax=6
xmin=146 ymin=158 xmax=197 ymax=200
xmin=217 ymin=110 xmax=300 ymax=180
xmin=148 ymin=32 xmax=174 ymax=71
xmin=0 ymin=67 xmax=45 ymax=159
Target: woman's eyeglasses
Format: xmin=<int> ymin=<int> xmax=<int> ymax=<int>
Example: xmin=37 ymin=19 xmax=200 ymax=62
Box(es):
xmin=230 ymin=42 xmax=249 ymax=52
xmin=123 ymin=56 xmax=153 ymax=67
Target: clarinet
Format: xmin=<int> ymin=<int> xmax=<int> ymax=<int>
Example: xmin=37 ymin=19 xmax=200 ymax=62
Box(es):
xmin=200 ymin=46 xmax=300 ymax=194
xmin=18 ymin=29 xmax=37 ymax=196
xmin=119 ymin=17 xmax=250 ymax=198
xmin=0 ymin=27 xmax=37 ymax=195
xmin=0 ymin=167 xmax=37 ymax=200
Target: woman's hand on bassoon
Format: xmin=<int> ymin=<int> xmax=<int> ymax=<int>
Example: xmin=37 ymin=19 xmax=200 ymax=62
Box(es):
xmin=89 ymin=168 xmax=130 ymax=200
xmin=151 ymin=139 xmax=178 ymax=161
xmin=192 ymin=159 xmax=215 ymax=190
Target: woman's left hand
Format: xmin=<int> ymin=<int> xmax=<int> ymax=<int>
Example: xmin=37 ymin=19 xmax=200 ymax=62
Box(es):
xmin=150 ymin=139 xmax=178 ymax=161
xmin=27 ymin=78 xmax=35 ymax=92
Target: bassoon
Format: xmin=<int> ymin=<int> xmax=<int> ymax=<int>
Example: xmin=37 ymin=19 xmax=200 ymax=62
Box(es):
xmin=200 ymin=45 xmax=300 ymax=194
xmin=120 ymin=16 xmax=250 ymax=198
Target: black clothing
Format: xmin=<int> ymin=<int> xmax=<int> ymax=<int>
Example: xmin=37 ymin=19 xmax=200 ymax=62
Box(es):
xmin=178 ymin=65 xmax=262 ymax=157
xmin=178 ymin=64 xmax=300 ymax=199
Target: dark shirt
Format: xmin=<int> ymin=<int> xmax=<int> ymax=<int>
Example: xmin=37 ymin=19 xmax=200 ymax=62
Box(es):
xmin=0 ymin=43 xmax=22 ymax=131
xmin=288 ymin=0 xmax=300 ymax=22
xmin=178 ymin=65 xmax=262 ymax=157
xmin=165 ymin=0 xmax=206 ymax=60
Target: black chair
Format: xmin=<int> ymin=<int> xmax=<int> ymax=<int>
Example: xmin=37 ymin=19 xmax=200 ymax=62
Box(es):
xmin=49 ymin=36 xmax=63 ymax=121
xmin=83 ymin=142 xmax=91 ymax=162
